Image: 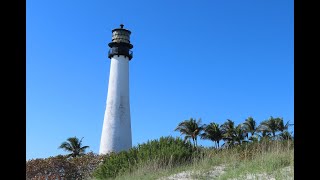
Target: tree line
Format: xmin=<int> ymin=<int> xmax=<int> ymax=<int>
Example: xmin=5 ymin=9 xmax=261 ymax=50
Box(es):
xmin=57 ymin=116 xmax=293 ymax=158
xmin=174 ymin=116 xmax=294 ymax=148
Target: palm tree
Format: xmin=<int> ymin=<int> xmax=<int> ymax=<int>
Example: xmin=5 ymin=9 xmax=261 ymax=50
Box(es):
xmin=279 ymin=131 xmax=293 ymax=140
xmin=276 ymin=118 xmax=294 ymax=140
xmin=258 ymin=129 xmax=272 ymax=141
xmin=242 ymin=116 xmax=257 ymax=141
xmin=200 ymin=122 xmax=222 ymax=148
xmin=233 ymin=124 xmax=248 ymax=145
xmin=276 ymin=118 xmax=294 ymax=132
xmin=220 ymin=119 xmax=236 ymax=147
xmin=258 ymin=116 xmax=279 ymax=139
xmin=59 ymin=136 xmax=90 ymax=158
xmin=174 ymin=118 xmax=204 ymax=148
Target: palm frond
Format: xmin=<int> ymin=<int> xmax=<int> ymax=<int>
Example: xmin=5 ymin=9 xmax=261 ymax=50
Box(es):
xmin=58 ymin=136 xmax=89 ymax=158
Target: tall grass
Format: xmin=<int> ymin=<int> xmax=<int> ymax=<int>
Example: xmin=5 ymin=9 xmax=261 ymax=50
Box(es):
xmin=217 ymin=140 xmax=294 ymax=179
xmin=171 ymin=140 xmax=293 ymax=180
xmin=93 ymin=138 xmax=293 ymax=180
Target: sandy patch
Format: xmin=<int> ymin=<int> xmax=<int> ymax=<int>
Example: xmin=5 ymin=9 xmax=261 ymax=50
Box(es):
xmin=159 ymin=165 xmax=226 ymax=180
xmin=228 ymin=166 xmax=293 ymax=180
xmin=159 ymin=166 xmax=293 ymax=180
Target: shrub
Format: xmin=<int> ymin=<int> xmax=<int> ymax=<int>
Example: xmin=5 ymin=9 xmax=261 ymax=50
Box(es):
xmin=93 ymin=136 xmax=194 ymax=179
xmin=26 ymin=152 xmax=105 ymax=180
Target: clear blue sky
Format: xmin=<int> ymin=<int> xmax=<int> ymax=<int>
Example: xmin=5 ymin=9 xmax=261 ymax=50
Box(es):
xmin=27 ymin=0 xmax=293 ymax=160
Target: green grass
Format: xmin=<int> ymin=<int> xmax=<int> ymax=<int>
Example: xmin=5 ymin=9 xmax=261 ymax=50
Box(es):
xmin=218 ymin=146 xmax=293 ymax=179
xmin=93 ymin=136 xmax=195 ymax=179
xmin=113 ymin=160 xmax=187 ymax=180
xmin=93 ymin=139 xmax=293 ymax=180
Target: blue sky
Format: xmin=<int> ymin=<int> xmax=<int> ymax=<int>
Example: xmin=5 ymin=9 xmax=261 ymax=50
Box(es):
xmin=27 ymin=0 xmax=293 ymax=160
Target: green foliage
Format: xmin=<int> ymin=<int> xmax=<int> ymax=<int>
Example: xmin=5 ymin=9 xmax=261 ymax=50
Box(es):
xmin=200 ymin=122 xmax=222 ymax=148
xmin=220 ymin=119 xmax=236 ymax=147
xmin=258 ymin=116 xmax=280 ymax=138
xmin=27 ymin=115 xmax=293 ymax=179
xmin=279 ymin=130 xmax=293 ymax=140
xmin=112 ymin=140 xmax=293 ymax=180
xmin=217 ymin=140 xmax=294 ymax=180
xmin=242 ymin=116 xmax=257 ymax=140
xmin=93 ymin=136 xmax=194 ymax=179
xmin=93 ymin=151 xmax=136 ymax=179
xmin=59 ymin=136 xmax=90 ymax=158
xmin=174 ymin=118 xmax=205 ymax=148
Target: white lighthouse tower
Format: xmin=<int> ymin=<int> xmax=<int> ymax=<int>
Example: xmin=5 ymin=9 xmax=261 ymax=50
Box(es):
xmin=99 ymin=24 xmax=133 ymax=154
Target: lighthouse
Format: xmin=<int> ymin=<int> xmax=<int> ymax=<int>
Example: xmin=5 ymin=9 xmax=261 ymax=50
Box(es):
xmin=99 ymin=24 xmax=133 ymax=154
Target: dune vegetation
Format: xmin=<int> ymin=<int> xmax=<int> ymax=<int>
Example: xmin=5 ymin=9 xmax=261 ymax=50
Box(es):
xmin=94 ymin=138 xmax=293 ymax=180
xmin=26 ymin=116 xmax=293 ymax=180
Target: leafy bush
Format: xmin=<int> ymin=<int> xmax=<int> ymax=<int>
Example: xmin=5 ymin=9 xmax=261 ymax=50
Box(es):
xmin=26 ymin=152 xmax=105 ymax=180
xmin=93 ymin=136 xmax=194 ymax=179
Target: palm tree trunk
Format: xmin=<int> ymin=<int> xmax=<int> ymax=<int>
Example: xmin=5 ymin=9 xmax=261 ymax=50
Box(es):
xmin=192 ymin=138 xmax=196 ymax=148
xmin=195 ymin=138 xmax=197 ymax=147
xmin=272 ymin=131 xmax=276 ymax=140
